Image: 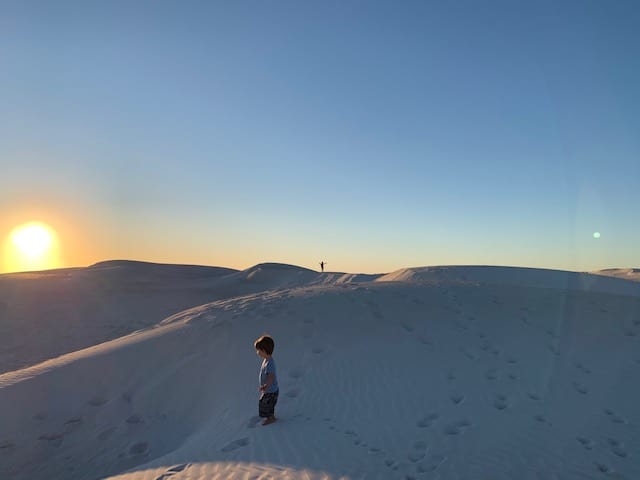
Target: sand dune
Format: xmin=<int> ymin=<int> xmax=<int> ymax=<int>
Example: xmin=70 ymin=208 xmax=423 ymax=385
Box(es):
xmin=593 ymin=268 xmax=640 ymax=283
xmin=1 ymin=262 xmax=640 ymax=479
xmin=0 ymin=261 xmax=370 ymax=373
xmin=379 ymin=265 xmax=640 ymax=296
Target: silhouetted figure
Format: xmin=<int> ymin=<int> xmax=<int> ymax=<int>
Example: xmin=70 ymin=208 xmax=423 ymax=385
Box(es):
xmin=320 ymin=261 xmax=326 ymax=273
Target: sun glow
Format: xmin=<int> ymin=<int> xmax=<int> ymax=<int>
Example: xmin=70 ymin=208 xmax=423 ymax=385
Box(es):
xmin=3 ymin=222 xmax=61 ymax=273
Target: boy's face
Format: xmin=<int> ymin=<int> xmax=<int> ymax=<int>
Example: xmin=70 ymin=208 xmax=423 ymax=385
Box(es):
xmin=256 ymin=349 xmax=266 ymax=359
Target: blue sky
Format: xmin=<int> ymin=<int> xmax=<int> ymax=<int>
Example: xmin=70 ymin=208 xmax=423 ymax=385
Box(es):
xmin=1 ymin=0 xmax=639 ymax=273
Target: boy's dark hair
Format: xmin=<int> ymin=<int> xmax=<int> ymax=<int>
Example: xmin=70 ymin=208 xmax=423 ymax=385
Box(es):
xmin=254 ymin=335 xmax=275 ymax=355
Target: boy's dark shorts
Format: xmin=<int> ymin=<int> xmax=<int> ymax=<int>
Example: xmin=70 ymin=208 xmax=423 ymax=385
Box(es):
xmin=259 ymin=390 xmax=279 ymax=418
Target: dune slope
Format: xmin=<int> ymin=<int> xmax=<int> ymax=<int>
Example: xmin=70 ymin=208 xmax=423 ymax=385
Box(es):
xmin=1 ymin=266 xmax=639 ymax=479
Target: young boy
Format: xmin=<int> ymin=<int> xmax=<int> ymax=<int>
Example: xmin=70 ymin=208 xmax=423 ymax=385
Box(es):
xmin=254 ymin=335 xmax=279 ymax=426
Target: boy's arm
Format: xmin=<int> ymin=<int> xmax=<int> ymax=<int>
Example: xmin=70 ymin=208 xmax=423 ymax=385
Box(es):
xmin=261 ymin=372 xmax=275 ymax=390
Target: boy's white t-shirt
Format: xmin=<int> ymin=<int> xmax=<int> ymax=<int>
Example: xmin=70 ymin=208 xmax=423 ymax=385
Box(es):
xmin=259 ymin=357 xmax=279 ymax=393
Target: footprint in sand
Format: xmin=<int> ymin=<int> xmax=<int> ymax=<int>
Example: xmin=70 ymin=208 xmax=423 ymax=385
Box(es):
xmin=1 ymin=440 xmax=16 ymax=453
xmin=485 ymin=369 xmax=499 ymax=381
xmin=383 ymin=459 xmax=399 ymax=470
xmin=577 ymin=436 xmax=595 ymax=450
xmin=129 ymin=441 xmax=149 ymax=455
xmin=126 ymin=414 xmax=145 ymax=425
xmin=443 ymin=419 xmax=472 ymax=435
xmin=574 ymin=362 xmax=592 ymax=374
xmin=533 ymin=414 xmax=551 ymax=426
xmin=573 ymin=382 xmax=589 ymax=395
xmin=493 ymin=394 xmax=509 ymax=411
xmin=417 ymin=413 xmax=440 ymax=428
xmin=312 ymin=346 xmax=325 ymax=354
xmin=401 ymin=323 xmax=415 ymax=333
xmin=545 ymin=329 xmax=559 ymax=339
xmin=38 ymin=432 xmax=64 ymax=447
xmin=460 ymin=348 xmax=478 ymax=360
xmin=594 ymin=462 xmax=611 ymax=474
xmin=408 ymin=440 xmax=428 ymax=462
xmin=155 ymin=463 xmax=191 ymax=480
xmin=603 ymin=409 xmax=627 ymax=424
xmin=221 ymin=437 xmax=250 ymax=453
xmin=527 ymin=392 xmax=541 ymax=401
xmin=63 ymin=417 xmax=83 ymax=433
xmin=450 ymin=394 xmax=465 ymax=405
xmin=97 ymin=427 xmax=117 ymax=441
xmin=480 ymin=343 xmax=493 ymax=354
xmin=454 ymin=321 xmax=469 ymax=332
xmin=608 ymin=438 xmax=628 ymax=458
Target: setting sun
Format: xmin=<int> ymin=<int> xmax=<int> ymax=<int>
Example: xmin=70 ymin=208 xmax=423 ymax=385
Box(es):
xmin=3 ymin=222 xmax=61 ymax=273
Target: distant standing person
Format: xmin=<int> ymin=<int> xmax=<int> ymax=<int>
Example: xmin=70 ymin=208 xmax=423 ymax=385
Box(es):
xmin=320 ymin=261 xmax=326 ymax=272
xmin=254 ymin=335 xmax=279 ymax=426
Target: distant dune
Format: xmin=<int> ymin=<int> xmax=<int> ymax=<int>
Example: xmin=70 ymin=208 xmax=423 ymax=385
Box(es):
xmin=1 ymin=261 xmax=640 ymax=479
xmin=379 ymin=265 xmax=640 ymax=296
xmin=592 ymin=268 xmax=640 ymax=283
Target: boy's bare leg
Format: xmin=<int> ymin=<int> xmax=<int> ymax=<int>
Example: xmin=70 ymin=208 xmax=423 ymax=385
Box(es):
xmin=262 ymin=415 xmax=276 ymax=426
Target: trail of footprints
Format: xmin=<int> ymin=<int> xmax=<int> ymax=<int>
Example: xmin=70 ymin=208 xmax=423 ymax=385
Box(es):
xmin=577 ymin=433 xmax=630 ymax=476
xmin=317 ymin=411 xmax=460 ymax=479
xmin=23 ymin=392 xmax=158 ymax=460
xmin=392 ymin=290 xmax=635 ymax=477
xmin=292 ymin=292 xmax=634 ymax=477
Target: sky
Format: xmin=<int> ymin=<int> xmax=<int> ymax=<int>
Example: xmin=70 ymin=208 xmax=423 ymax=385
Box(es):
xmin=1 ymin=0 xmax=639 ymax=274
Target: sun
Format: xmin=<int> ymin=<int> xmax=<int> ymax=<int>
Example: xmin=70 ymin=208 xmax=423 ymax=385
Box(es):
xmin=4 ymin=222 xmax=60 ymax=273
xmin=13 ymin=224 xmax=53 ymax=257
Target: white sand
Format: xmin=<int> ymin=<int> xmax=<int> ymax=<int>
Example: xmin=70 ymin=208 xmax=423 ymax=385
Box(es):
xmin=1 ymin=262 xmax=639 ymax=479
xmin=592 ymin=269 xmax=640 ymax=284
